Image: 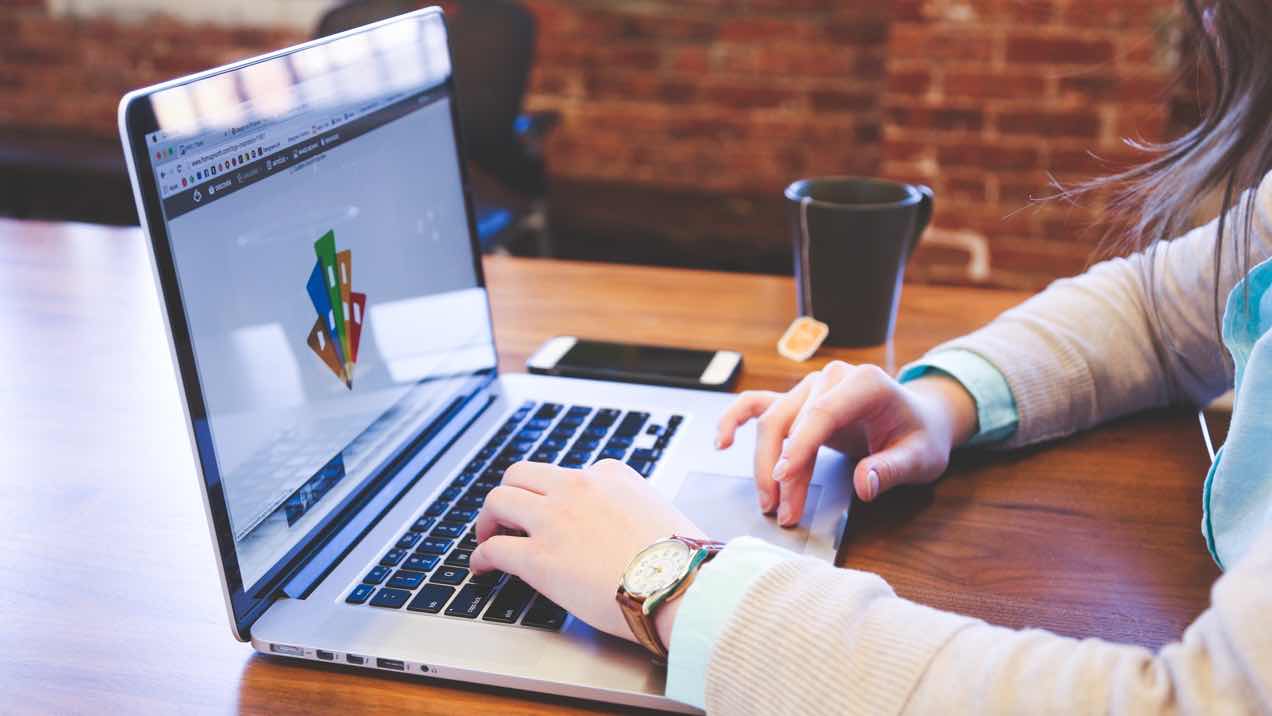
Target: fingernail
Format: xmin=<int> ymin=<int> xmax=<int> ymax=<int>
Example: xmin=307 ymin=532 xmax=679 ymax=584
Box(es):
xmin=714 ymin=435 xmax=725 ymax=450
xmin=760 ymin=494 xmax=774 ymax=513
xmin=778 ymin=504 xmax=793 ymax=525
xmin=772 ymin=458 xmax=789 ymax=483
xmin=867 ymin=468 xmax=880 ymax=501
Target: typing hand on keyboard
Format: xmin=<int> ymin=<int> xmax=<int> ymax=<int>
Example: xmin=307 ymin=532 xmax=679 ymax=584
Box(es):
xmin=470 ymin=459 xmax=706 ymax=644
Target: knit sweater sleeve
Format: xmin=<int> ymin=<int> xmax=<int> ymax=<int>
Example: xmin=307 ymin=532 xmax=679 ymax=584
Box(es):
xmin=702 ymin=525 xmax=1272 ymax=714
xmin=925 ymin=176 xmax=1271 ymax=449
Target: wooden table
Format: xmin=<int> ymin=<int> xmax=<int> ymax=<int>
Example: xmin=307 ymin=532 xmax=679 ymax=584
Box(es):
xmin=0 ymin=219 xmax=1220 ymax=713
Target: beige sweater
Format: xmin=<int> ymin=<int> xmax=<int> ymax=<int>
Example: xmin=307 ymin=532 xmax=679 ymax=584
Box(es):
xmin=703 ymin=177 xmax=1272 ymax=714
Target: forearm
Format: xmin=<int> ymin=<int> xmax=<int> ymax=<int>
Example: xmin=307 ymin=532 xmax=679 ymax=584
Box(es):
xmin=689 ymin=534 xmax=1272 ymax=715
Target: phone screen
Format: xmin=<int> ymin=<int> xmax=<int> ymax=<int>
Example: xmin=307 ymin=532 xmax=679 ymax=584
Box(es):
xmin=557 ymin=340 xmax=715 ymax=381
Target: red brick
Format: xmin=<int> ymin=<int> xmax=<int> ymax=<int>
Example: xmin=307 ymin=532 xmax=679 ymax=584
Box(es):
xmin=719 ymin=17 xmax=816 ymax=43
xmin=1058 ymin=74 xmax=1167 ymax=102
xmin=1005 ymin=34 xmax=1115 ymax=65
xmin=997 ymin=108 xmax=1102 ymax=138
xmin=944 ymin=70 xmax=1050 ymax=100
xmin=701 ymin=82 xmax=799 ymax=109
xmin=886 ymin=67 xmax=932 ymax=97
xmin=809 ymin=89 xmax=877 ymax=112
xmin=937 ymin=141 xmax=1042 ymax=170
xmin=887 ymin=104 xmax=986 ymax=132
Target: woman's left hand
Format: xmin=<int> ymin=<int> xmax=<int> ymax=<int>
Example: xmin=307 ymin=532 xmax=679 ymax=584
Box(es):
xmin=470 ymin=459 xmax=706 ymax=643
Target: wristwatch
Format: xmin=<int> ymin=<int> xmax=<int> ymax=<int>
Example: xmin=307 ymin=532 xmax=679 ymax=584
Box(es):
xmin=616 ymin=535 xmax=726 ymax=662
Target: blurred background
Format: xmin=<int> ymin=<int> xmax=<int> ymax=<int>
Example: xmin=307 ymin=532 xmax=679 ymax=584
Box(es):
xmin=0 ymin=0 xmax=1202 ymax=289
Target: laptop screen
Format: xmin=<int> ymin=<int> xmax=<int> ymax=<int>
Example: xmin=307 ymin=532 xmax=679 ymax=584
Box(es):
xmin=140 ymin=15 xmax=495 ymax=588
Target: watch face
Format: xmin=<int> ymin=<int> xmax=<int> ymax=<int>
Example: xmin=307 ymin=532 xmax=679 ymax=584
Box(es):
xmin=623 ymin=539 xmax=693 ymax=597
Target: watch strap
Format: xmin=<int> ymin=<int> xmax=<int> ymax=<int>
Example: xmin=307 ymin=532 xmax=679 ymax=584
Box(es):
xmin=618 ymin=535 xmax=726 ymax=663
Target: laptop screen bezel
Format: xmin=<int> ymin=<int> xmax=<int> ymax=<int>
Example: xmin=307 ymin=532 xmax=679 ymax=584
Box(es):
xmin=118 ymin=7 xmax=494 ymax=639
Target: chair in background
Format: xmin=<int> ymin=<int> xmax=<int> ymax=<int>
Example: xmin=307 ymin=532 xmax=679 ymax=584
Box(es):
xmin=317 ymin=0 xmax=559 ymax=254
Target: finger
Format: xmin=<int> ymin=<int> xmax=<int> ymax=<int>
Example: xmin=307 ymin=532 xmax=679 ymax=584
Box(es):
xmin=774 ymin=362 xmax=853 ymax=526
xmin=853 ymin=435 xmax=935 ymax=502
xmin=753 ymin=376 xmax=815 ymax=514
xmin=474 ymin=485 xmax=546 ymax=542
xmin=715 ymin=391 xmax=780 ymax=449
xmin=501 ymin=460 xmax=567 ymax=495
xmin=778 ymin=365 xmax=895 ymax=493
xmin=470 ymin=533 xmax=535 ymax=575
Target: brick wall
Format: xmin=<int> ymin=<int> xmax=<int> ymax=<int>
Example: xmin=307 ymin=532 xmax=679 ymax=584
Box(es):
xmin=0 ymin=0 xmax=1187 ymax=288
xmin=880 ymin=0 xmax=1181 ymax=285
xmin=524 ymin=0 xmax=892 ymax=194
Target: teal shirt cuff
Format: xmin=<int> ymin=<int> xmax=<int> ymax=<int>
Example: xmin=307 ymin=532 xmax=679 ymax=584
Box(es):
xmin=665 ymin=537 xmax=795 ymax=709
xmin=898 ymin=349 xmax=1019 ymax=446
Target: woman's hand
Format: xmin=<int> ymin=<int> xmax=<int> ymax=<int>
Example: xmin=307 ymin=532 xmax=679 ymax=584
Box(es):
xmin=470 ymin=459 xmax=705 ymax=646
xmin=716 ymin=361 xmax=978 ymax=526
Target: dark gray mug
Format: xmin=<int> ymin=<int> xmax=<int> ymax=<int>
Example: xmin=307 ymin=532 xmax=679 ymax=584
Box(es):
xmin=785 ymin=176 xmax=934 ymax=347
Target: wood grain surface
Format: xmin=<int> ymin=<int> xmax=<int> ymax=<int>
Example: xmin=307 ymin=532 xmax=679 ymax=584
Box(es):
xmin=0 ymin=219 xmax=1221 ymax=714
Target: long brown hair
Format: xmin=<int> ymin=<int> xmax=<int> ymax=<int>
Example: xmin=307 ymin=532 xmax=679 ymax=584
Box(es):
xmin=1077 ymin=0 xmax=1272 ymax=367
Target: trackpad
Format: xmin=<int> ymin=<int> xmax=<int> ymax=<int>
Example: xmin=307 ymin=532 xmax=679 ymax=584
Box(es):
xmin=673 ymin=472 xmax=822 ymax=553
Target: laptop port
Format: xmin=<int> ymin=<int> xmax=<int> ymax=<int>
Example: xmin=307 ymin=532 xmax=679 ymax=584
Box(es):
xmin=376 ymin=658 xmax=405 ymax=671
xmin=346 ymin=654 xmax=365 ymax=665
xmin=316 ymin=650 xmax=334 ymax=661
xmin=269 ymin=643 xmax=304 ymax=656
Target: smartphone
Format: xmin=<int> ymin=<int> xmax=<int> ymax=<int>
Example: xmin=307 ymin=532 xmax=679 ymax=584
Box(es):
xmin=526 ymin=336 xmax=743 ymax=391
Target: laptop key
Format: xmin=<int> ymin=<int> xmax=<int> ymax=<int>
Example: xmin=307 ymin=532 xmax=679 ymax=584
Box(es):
xmin=530 ymin=450 xmax=558 ymax=463
xmin=446 ymin=508 xmax=478 ymax=524
xmin=615 ymin=412 xmax=649 ymax=437
xmin=430 ymin=523 xmax=464 ymax=540
xmin=403 ymin=554 xmax=439 ymax=572
xmin=628 ymin=459 xmax=655 ymax=478
xmin=559 ymin=458 xmax=586 ymax=469
xmin=457 ymin=494 xmax=485 ymax=511
xmin=407 ymin=584 xmax=455 ymax=613
xmin=598 ymin=446 xmax=626 ymax=461
xmin=522 ymin=595 xmax=569 ymax=630
xmin=440 ymin=486 xmax=462 ymax=501
xmin=534 ymin=403 xmax=563 ymax=419
xmin=607 ymin=435 xmax=633 ymax=449
xmin=541 ymin=437 xmax=568 ymax=451
xmin=445 ymin=583 xmax=495 ymax=618
xmin=431 ymin=566 xmax=468 ymax=585
xmin=346 ymin=583 xmax=375 ymax=604
xmin=631 ymin=448 xmax=661 ymax=462
xmin=416 ymin=537 xmax=453 ymax=555
xmin=369 ymin=587 xmax=411 ymax=609
xmin=470 ymin=570 xmax=505 ymax=587
xmin=592 ymin=408 xmax=620 ymax=426
xmin=445 ymin=549 xmax=472 ymax=568
xmin=411 ymin=516 xmax=436 ymax=533
xmin=526 ymin=417 xmax=553 ymax=430
xmin=387 ymin=570 xmax=426 ymax=590
xmin=363 ymin=565 xmax=390 ymax=585
xmin=459 ymin=529 xmax=479 ymax=550
xmin=482 ymin=578 xmax=534 ymax=623
xmin=451 ymin=473 xmax=477 ymax=489
xmin=396 ymin=532 xmax=422 ymax=550
xmin=380 ymin=549 xmax=407 ymax=567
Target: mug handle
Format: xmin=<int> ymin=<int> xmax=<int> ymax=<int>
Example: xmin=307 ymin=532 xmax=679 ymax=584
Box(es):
xmin=906 ymin=185 xmax=934 ymax=261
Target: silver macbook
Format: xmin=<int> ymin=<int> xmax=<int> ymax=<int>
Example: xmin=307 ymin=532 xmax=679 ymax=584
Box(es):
xmin=117 ymin=8 xmax=853 ymax=712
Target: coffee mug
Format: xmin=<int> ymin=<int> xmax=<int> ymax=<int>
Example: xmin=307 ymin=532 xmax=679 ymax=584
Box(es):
xmin=785 ymin=176 xmax=933 ymax=347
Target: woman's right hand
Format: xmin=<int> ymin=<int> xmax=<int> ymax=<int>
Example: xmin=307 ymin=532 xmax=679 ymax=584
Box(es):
xmin=715 ymin=361 xmax=979 ymax=526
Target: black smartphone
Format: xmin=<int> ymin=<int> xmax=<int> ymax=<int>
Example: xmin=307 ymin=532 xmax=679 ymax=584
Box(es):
xmin=526 ymin=336 xmax=743 ymax=391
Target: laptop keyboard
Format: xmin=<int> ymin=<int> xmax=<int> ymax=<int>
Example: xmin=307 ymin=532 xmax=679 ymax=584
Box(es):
xmin=345 ymin=401 xmax=685 ymax=630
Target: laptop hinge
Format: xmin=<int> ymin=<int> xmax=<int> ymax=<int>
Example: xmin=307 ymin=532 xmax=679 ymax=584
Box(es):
xmin=277 ymin=384 xmax=497 ymax=600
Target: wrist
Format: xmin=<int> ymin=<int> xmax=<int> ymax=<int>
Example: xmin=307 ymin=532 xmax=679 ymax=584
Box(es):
xmin=653 ymin=592 xmax=682 ymax=649
xmin=906 ymin=375 xmax=978 ymax=448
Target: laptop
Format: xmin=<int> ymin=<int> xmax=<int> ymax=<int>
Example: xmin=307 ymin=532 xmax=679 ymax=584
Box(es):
xmin=118 ymin=8 xmax=853 ymax=712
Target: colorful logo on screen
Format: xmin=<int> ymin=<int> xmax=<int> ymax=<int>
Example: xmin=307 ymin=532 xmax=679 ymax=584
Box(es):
xmin=305 ymin=230 xmax=366 ymax=389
